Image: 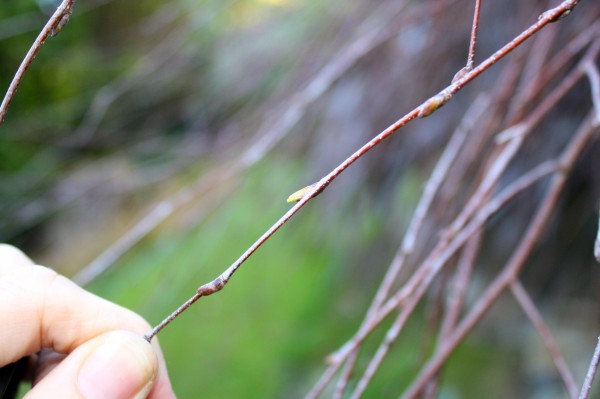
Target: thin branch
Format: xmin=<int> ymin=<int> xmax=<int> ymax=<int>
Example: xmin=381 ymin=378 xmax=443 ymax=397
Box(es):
xmin=0 ymin=0 xmax=75 ymax=125
xmin=332 ymin=351 xmax=357 ymax=399
xmin=595 ymin=207 xmax=600 ymax=263
xmin=579 ymin=336 xmax=600 ymax=399
xmin=326 ymin=159 xmax=560 ymax=374
xmin=506 ymin=26 xmax=558 ymax=123
xmin=400 ymin=113 xmax=598 ymax=399
xmin=338 ymin=39 xmax=598 ymax=349
xmin=440 ymin=38 xmax=595 ymax=257
xmin=510 ymin=280 xmax=579 ymax=399
xmin=467 ymin=0 xmax=482 ymax=70
xmin=439 ymin=235 xmax=480 ymax=338
xmin=423 ymin=234 xmax=481 ymax=397
xmin=584 ymin=60 xmax=600 ymax=126
xmin=509 ymin=21 xmax=600 ymax=124
xmin=451 ymin=0 xmax=481 ymax=82
xmin=144 ymin=0 xmax=581 ymax=343
xmin=346 ymin=159 xmax=558 ymax=399
xmin=305 ymin=363 xmax=341 ymax=399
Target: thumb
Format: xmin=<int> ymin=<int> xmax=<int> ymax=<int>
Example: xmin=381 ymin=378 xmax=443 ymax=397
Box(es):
xmin=27 ymin=331 xmax=157 ymax=399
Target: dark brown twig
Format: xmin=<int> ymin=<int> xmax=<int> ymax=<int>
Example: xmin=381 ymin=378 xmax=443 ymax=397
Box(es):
xmin=0 ymin=0 xmax=75 ymax=125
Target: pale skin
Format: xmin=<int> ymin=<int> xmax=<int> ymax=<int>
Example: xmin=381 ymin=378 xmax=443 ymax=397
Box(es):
xmin=0 ymin=244 xmax=176 ymax=399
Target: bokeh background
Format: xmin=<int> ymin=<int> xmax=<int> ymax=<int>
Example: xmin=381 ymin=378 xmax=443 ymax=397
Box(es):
xmin=1 ymin=0 xmax=600 ymax=397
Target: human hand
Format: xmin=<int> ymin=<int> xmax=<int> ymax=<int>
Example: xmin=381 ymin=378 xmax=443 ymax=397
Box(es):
xmin=0 ymin=244 xmax=176 ymax=399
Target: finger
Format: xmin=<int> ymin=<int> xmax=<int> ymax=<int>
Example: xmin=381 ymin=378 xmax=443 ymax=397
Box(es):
xmin=26 ymin=331 xmax=157 ymax=399
xmin=0 ymin=265 xmax=175 ymax=398
xmin=0 ymin=244 xmax=35 ymax=275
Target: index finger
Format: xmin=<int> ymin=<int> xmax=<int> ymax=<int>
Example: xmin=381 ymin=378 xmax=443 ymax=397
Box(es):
xmin=0 ymin=249 xmax=174 ymax=397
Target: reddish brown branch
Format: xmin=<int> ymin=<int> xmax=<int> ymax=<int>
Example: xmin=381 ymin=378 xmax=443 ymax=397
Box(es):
xmin=325 ymin=159 xmax=560 ymax=378
xmin=144 ymin=0 xmax=581 ymax=343
xmin=451 ymin=0 xmax=482 ymax=82
xmin=0 ymin=0 xmax=75 ymax=125
xmin=467 ymin=0 xmax=482 ymax=70
xmin=400 ymin=113 xmax=598 ymax=399
xmin=584 ymin=59 xmax=600 ymax=125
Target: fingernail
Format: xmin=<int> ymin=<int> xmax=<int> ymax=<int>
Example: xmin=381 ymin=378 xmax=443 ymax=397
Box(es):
xmin=78 ymin=335 xmax=156 ymax=399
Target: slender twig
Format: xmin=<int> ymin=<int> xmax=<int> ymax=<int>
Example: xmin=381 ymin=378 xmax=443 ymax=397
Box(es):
xmin=595 ymin=207 xmax=600 ymax=263
xmin=510 ymin=21 xmax=600 ymax=124
xmin=452 ymin=0 xmax=482 ymax=83
xmin=334 ymin=94 xmax=575 ymax=387
xmin=424 ymin=234 xmax=481 ymax=397
xmin=339 ymin=38 xmax=597 ymax=347
xmin=326 ymin=159 xmax=560 ymax=373
xmin=467 ymin=0 xmax=482 ymax=70
xmin=332 ymin=351 xmax=357 ymax=399
xmin=144 ymin=0 xmax=581 ymax=343
xmin=506 ymin=26 xmax=558 ymax=123
xmin=347 ymin=160 xmax=559 ymax=399
xmin=305 ymin=363 xmax=340 ymax=399
xmin=0 ymin=0 xmax=75 ymax=125
xmin=584 ymin=60 xmax=600 ymax=126
xmin=579 ymin=336 xmax=600 ymax=399
xmin=510 ymin=280 xmax=579 ymax=399
xmin=440 ymin=235 xmax=480 ymax=338
xmin=401 ymin=113 xmax=598 ymax=399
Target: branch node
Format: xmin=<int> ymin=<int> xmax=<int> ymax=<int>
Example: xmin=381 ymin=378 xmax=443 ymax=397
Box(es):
xmin=51 ymin=4 xmax=74 ymax=37
xmin=452 ymin=66 xmax=472 ymax=84
xmin=197 ymin=276 xmax=226 ymax=296
xmin=538 ymin=2 xmax=576 ymax=24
